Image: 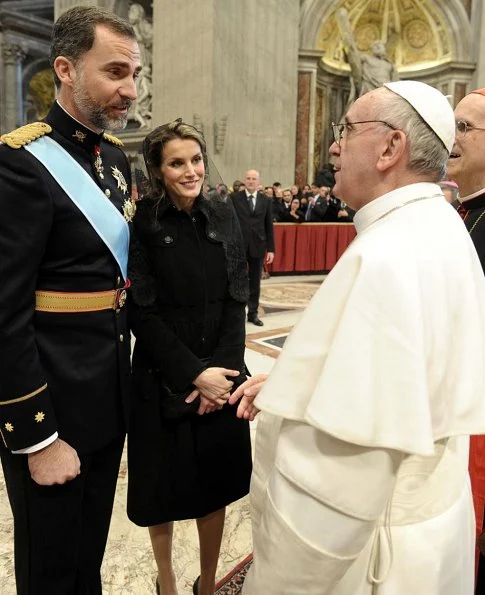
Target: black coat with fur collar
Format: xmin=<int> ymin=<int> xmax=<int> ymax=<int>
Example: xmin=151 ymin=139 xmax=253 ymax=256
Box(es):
xmin=128 ymin=194 xmax=249 ymax=393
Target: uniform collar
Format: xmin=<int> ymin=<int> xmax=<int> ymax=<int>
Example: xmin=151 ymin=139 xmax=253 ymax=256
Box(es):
xmin=45 ymin=101 xmax=104 ymax=152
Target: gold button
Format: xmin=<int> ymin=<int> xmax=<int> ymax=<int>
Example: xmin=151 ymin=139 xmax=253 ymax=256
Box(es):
xmin=105 ymin=189 xmax=111 ymax=198
xmin=119 ymin=334 xmax=124 ymax=343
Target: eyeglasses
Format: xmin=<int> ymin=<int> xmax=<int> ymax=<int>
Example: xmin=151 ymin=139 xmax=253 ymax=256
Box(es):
xmin=331 ymin=120 xmax=398 ymax=145
xmin=455 ymin=120 xmax=485 ymax=136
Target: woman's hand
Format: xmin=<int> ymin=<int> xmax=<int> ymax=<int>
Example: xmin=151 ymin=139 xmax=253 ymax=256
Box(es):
xmin=229 ymin=373 xmax=268 ymax=420
xmin=188 ymin=367 xmax=240 ymax=406
xmin=196 ymin=395 xmax=222 ymax=415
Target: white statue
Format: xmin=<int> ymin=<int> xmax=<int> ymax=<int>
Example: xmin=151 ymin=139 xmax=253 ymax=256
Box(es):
xmin=336 ymin=8 xmax=398 ymax=102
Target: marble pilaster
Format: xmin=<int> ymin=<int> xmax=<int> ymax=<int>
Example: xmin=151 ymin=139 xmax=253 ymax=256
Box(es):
xmin=296 ymin=49 xmax=324 ymax=187
xmin=295 ymin=72 xmax=311 ymax=188
xmin=472 ymin=0 xmax=485 ymax=88
xmin=2 ymin=43 xmax=26 ymax=131
xmin=152 ymin=0 xmax=300 ymax=186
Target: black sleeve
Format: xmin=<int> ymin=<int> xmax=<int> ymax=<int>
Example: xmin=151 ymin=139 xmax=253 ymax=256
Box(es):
xmin=205 ymin=200 xmax=247 ymax=373
xmin=265 ymin=198 xmax=276 ymax=252
xmin=209 ymin=297 xmax=246 ymax=372
xmin=0 ymin=147 xmax=58 ymax=450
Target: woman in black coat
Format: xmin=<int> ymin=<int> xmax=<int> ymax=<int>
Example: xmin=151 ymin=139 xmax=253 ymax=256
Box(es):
xmin=127 ymin=119 xmax=252 ymax=595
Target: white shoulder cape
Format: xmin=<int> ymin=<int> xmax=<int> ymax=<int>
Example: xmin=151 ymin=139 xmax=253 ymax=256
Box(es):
xmin=255 ymin=184 xmax=485 ymax=455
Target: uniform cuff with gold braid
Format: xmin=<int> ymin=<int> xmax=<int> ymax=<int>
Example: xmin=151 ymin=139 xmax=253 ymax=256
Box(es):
xmin=0 ymin=383 xmax=58 ymax=451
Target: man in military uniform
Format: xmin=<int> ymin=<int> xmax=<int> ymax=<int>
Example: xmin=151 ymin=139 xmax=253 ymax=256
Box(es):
xmin=0 ymin=6 xmax=141 ymax=594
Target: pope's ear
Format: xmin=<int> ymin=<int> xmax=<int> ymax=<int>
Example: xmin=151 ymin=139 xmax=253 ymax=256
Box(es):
xmin=53 ymin=56 xmax=76 ymax=86
xmin=377 ymin=130 xmax=407 ymax=172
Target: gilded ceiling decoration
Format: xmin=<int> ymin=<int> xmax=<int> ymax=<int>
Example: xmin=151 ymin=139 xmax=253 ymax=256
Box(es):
xmin=317 ymin=0 xmax=452 ymax=72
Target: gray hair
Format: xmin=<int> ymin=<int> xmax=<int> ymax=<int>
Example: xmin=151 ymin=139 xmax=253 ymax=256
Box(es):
xmin=50 ymin=6 xmax=136 ymax=89
xmin=378 ymin=88 xmax=449 ymax=181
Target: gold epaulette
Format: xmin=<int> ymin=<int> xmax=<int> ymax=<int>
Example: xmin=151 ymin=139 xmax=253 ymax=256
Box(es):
xmin=0 ymin=122 xmax=52 ymax=149
xmin=103 ymin=132 xmax=124 ymax=147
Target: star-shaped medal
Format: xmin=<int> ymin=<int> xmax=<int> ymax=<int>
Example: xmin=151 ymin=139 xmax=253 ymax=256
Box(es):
xmin=5 ymin=422 xmax=13 ymax=432
xmin=111 ymin=166 xmax=128 ymax=195
xmin=123 ymin=197 xmax=136 ymax=222
xmin=35 ymin=411 xmax=46 ymax=423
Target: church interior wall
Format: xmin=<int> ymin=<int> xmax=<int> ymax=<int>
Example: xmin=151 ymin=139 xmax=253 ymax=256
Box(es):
xmin=299 ymin=0 xmax=480 ymax=176
xmin=1 ymin=0 xmax=484 ymax=187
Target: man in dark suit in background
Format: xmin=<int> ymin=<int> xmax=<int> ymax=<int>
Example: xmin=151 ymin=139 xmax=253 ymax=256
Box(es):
xmin=229 ymin=169 xmax=275 ymax=326
xmin=305 ymin=185 xmax=330 ymax=222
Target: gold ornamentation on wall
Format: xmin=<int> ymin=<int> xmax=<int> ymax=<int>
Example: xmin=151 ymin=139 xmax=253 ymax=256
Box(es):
xmin=26 ymin=69 xmax=55 ymax=122
xmin=317 ymin=0 xmax=452 ymax=73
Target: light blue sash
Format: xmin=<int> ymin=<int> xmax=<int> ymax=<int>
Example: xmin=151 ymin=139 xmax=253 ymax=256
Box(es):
xmin=25 ymin=136 xmax=129 ymax=281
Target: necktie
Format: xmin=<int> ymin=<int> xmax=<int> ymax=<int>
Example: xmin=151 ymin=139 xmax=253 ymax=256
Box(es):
xmin=305 ymin=203 xmax=313 ymax=221
xmin=248 ymin=194 xmax=255 ymax=213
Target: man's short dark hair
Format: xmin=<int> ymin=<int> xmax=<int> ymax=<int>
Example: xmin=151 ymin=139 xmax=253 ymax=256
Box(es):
xmin=272 ymin=181 xmax=281 ymax=188
xmin=50 ymin=6 xmax=136 ymax=88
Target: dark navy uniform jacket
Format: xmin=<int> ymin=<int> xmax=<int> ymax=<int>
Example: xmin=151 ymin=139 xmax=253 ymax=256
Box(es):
xmin=0 ymin=102 xmax=132 ymax=453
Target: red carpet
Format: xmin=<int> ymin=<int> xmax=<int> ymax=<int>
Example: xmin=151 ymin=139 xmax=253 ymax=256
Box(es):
xmin=215 ymin=554 xmax=253 ymax=594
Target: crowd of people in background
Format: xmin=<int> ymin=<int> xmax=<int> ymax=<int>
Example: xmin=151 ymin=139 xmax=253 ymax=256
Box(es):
xmin=206 ymin=167 xmax=461 ymax=227
xmin=206 ymin=164 xmax=355 ymax=224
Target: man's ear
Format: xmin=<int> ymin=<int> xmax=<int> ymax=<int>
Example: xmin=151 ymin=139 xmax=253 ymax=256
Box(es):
xmin=376 ymin=130 xmax=407 ymax=172
xmin=53 ymin=56 xmax=76 ymax=87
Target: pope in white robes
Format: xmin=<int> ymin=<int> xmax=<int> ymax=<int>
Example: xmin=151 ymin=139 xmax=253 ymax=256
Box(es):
xmin=231 ymin=81 xmax=485 ymax=594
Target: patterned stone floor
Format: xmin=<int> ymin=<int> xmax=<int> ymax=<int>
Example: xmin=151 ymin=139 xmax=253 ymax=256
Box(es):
xmin=0 ymin=275 xmax=323 ymax=594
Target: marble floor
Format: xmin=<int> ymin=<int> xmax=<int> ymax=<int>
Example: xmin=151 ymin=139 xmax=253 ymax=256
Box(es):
xmin=0 ymin=275 xmax=324 ymax=594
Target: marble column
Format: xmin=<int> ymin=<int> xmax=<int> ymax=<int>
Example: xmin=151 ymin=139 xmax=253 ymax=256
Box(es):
xmin=2 ymin=43 xmax=26 ymax=131
xmin=472 ymin=0 xmax=485 ymax=87
xmin=151 ymin=0 xmax=300 ymax=186
xmin=295 ymin=50 xmax=324 ymax=187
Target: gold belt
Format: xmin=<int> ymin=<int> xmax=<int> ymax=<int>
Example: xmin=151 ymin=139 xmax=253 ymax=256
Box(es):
xmin=35 ymin=289 xmax=127 ymax=313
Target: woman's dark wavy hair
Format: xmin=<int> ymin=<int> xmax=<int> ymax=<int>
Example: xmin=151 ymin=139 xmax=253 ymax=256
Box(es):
xmin=142 ymin=118 xmax=208 ymax=200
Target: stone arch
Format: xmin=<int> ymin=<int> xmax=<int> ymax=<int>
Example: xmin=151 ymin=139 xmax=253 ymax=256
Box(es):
xmin=300 ymin=0 xmax=472 ymax=65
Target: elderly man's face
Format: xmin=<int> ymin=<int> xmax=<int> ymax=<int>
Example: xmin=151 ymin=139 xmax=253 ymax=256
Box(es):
xmin=329 ymin=89 xmax=387 ymax=210
xmin=448 ymin=94 xmax=485 ymax=196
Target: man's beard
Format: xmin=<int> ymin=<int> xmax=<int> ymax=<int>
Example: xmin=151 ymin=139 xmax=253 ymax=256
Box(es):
xmin=72 ymin=79 xmax=131 ymax=131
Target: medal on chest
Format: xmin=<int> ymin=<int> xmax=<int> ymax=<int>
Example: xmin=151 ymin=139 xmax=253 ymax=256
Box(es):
xmin=111 ymin=165 xmax=128 ymax=195
xmin=122 ymin=195 xmax=136 ymax=222
xmin=93 ymin=145 xmax=104 ymax=179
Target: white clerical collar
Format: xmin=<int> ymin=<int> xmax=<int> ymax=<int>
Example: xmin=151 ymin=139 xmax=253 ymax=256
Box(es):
xmin=353 ymin=182 xmax=442 ymax=234
xmin=55 ymin=100 xmax=104 ymax=135
xmin=459 ymin=187 xmax=485 ymax=203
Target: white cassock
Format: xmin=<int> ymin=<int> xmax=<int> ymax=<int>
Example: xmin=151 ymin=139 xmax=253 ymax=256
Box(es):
xmin=243 ymin=183 xmax=485 ymax=595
